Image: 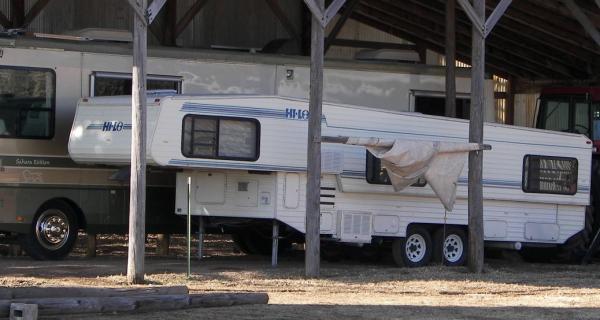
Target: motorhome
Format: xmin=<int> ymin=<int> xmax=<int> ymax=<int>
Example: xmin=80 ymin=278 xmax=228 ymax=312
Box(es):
xmin=69 ymin=94 xmax=592 ymax=267
xmin=0 ymin=34 xmax=495 ymax=260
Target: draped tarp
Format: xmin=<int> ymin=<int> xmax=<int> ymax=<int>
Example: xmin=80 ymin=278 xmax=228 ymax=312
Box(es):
xmin=342 ymin=137 xmax=485 ymax=212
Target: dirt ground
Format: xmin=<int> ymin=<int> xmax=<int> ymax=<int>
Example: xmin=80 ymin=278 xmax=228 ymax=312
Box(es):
xmin=2 ymin=236 xmax=600 ymax=319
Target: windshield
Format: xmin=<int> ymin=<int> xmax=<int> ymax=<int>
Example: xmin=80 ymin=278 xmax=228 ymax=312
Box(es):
xmin=537 ymin=96 xmax=590 ymax=137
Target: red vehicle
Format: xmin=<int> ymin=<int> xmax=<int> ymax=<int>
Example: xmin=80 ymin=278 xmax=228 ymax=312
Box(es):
xmin=536 ymin=86 xmax=600 ymax=261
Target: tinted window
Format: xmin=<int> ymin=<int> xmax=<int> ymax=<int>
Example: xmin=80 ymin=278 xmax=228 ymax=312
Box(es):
xmin=182 ymin=115 xmax=259 ymax=161
xmin=414 ymin=96 xmax=470 ymax=119
xmin=523 ymin=155 xmax=578 ymax=195
xmin=0 ymin=66 xmax=55 ymax=139
xmin=92 ymin=73 xmax=181 ymax=97
xmin=366 ymin=151 xmax=426 ymax=187
xmin=538 ymin=99 xmax=570 ymax=132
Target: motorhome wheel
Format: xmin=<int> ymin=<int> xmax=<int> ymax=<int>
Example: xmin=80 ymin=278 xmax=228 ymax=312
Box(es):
xmin=19 ymin=200 xmax=78 ymax=260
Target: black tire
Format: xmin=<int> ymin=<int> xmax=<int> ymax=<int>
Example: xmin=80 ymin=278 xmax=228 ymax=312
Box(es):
xmin=19 ymin=200 xmax=79 ymax=260
xmin=231 ymin=233 xmax=253 ymax=254
xmin=433 ymin=226 xmax=468 ymax=266
xmin=556 ymin=205 xmax=594 ymax=263
xmin=392 ymin=226 xmax=433 ymax=267
xmin=233 ymin=229 xmax=292 ymax=256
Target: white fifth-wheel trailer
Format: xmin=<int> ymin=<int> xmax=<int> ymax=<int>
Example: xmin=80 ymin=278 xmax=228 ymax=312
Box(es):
xmin=69 ymin=94 xmax=592 ymax=267
xmin=0 ymin=34 xmax=496 ymax=260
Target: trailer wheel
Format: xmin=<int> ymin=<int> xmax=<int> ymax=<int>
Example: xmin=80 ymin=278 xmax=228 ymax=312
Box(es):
xmin=556 ymin=205 xmax=594 ymax=263
xmin=392 ymin=226 xmax=432 ymax=267
xmin=433 ymin=226 xmax=468 ymax=266
xmin=19 ymin=200 xmax=79 ymax=260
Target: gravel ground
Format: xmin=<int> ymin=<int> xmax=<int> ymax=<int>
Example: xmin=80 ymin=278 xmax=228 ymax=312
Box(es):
xmin=2 ymin=235 xmax=600 ymax=320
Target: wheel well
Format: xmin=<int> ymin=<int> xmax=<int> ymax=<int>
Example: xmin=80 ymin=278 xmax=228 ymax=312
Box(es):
xmin=37 ymin=198 xmax=86 ymax=231
xmin=406 ymin=223 xmax=467 ymax=234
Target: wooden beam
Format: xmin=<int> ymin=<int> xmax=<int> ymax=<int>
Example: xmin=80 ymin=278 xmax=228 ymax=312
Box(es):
xmin=164 ymin=0 xmax=178 ymax=46
xmin=127 ymin=0 xmax=148 ymax=285
xmin=445 ymin=0 xmax=457 ymax=118
xmin=327 ymin=38 xmax=417 ymax=50
xmin=174 ymin=0 xmax=210 ymax=39
xmin=488 ymin=0 xmax=599 ymax=56
xmin=562 ymin=0 xmax=600 ymax=47
xmin=383 ymin=0 xmax=591 ymax=78
xmin=0 ymin=11 xmax=11 ymax=28
xmin=305 ymin=0 xmax=324 ymax=279
xmin=483 ymin=0 xmax=511 ymax=38
xmin=468 ymin=0 xmax=485 ymax=274
xmin=10 ymin=0 xmax=25 ymax=28
xmin=349 ymin=11 xmax=513 ymax=78
xmin=324 ymin=0 xmax=360 ymax=53
xmin=22 ymin=0 xmax=51 ymax=28
xmin=265 ymin=0 xmax=301 ymax=41
xmin=354 ymin=3 xmax=545 ymax=78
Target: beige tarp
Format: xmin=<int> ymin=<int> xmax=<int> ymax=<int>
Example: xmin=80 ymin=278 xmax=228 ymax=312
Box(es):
xmin=344 ymin=137 xmax=484 ymax=212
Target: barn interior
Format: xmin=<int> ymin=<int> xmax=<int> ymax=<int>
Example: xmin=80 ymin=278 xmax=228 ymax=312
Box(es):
xmin=0 ymin=0 xmax=598 ymax=127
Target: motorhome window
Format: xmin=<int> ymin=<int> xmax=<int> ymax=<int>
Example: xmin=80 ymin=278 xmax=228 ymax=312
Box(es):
xmin=366 ymin=151 xmax=426 ymax=187
xmin=91 ymin=72 xmax=182 ymax=96
xmin=414 ymin=96 xmax=470 ymax=119
xmin=0 ymin=66 xmax=55 ymax=139
xmin=182 ymin=115 xmax=259 ymax=161
xmin=522 ymin=155 xmax=577 ymax=195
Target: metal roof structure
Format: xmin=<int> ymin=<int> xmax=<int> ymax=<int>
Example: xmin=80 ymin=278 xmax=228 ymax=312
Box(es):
xmin=1 ymin=0 xmax=598 ymax=81
xmin=345 ymin=0 xmax=600 ymax=80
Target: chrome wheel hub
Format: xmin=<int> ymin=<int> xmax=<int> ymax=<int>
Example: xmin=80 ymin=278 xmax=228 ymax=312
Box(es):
xmin=35 ymin=210 xmax=70 ymax=250
xmin=405 ymin=234 xmax=426 ymax=262
xmin=444 ymin=234 xmax=464 ymax=263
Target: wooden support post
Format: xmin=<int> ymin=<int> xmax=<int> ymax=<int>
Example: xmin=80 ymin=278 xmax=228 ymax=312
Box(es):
xmin=271 ymin=220 xmax=279 ymax=267
xmin=505 ymin=77 xmax=515 ymax=125
xmin=126 ymin=0 xmax=148 ymax=285
xmin=197 ymin=217 xmax=204 ymax=260
xmin=86 ymin=233 xmax=96 ymax=258
xmin=305 ymin=0 xmax=325 ymax=278
xmin=445 ymin=0 xmax=457 ymax=118
xmin=157 ymin=234 xmax=170 ymax=256
xmin=468 ymin=0 xmax=485 ymax=274
xmin=10 ymin=0 xmax=25 ymax=28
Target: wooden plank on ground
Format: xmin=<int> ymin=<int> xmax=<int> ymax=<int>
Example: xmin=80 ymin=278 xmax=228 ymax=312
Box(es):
xmin=0 ymin=286 xmax=189 ymax=300
xmin=0 ymin=292 xmax=268 ymax=317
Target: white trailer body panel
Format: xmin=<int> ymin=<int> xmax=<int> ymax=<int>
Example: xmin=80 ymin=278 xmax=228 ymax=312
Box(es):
xmin=69 ymin=95 xmax=592 ymax=245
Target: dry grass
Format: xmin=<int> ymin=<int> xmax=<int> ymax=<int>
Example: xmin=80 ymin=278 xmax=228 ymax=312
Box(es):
xmin=2 ymin=236 xmax=600 ymax=319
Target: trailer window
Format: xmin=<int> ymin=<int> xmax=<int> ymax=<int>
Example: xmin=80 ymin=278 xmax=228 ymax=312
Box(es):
xmin=0 ymin=66 xmax=55 ymax=139
xmin=91 ymin=72 xmax=182 ymax=97
xmin=523 ymin=155 xmax=577 ymax=195
xmin=182 ymin=115 xmax=259 ymax=161
xmin=366 ymin=151 xmax=426 ymax=187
